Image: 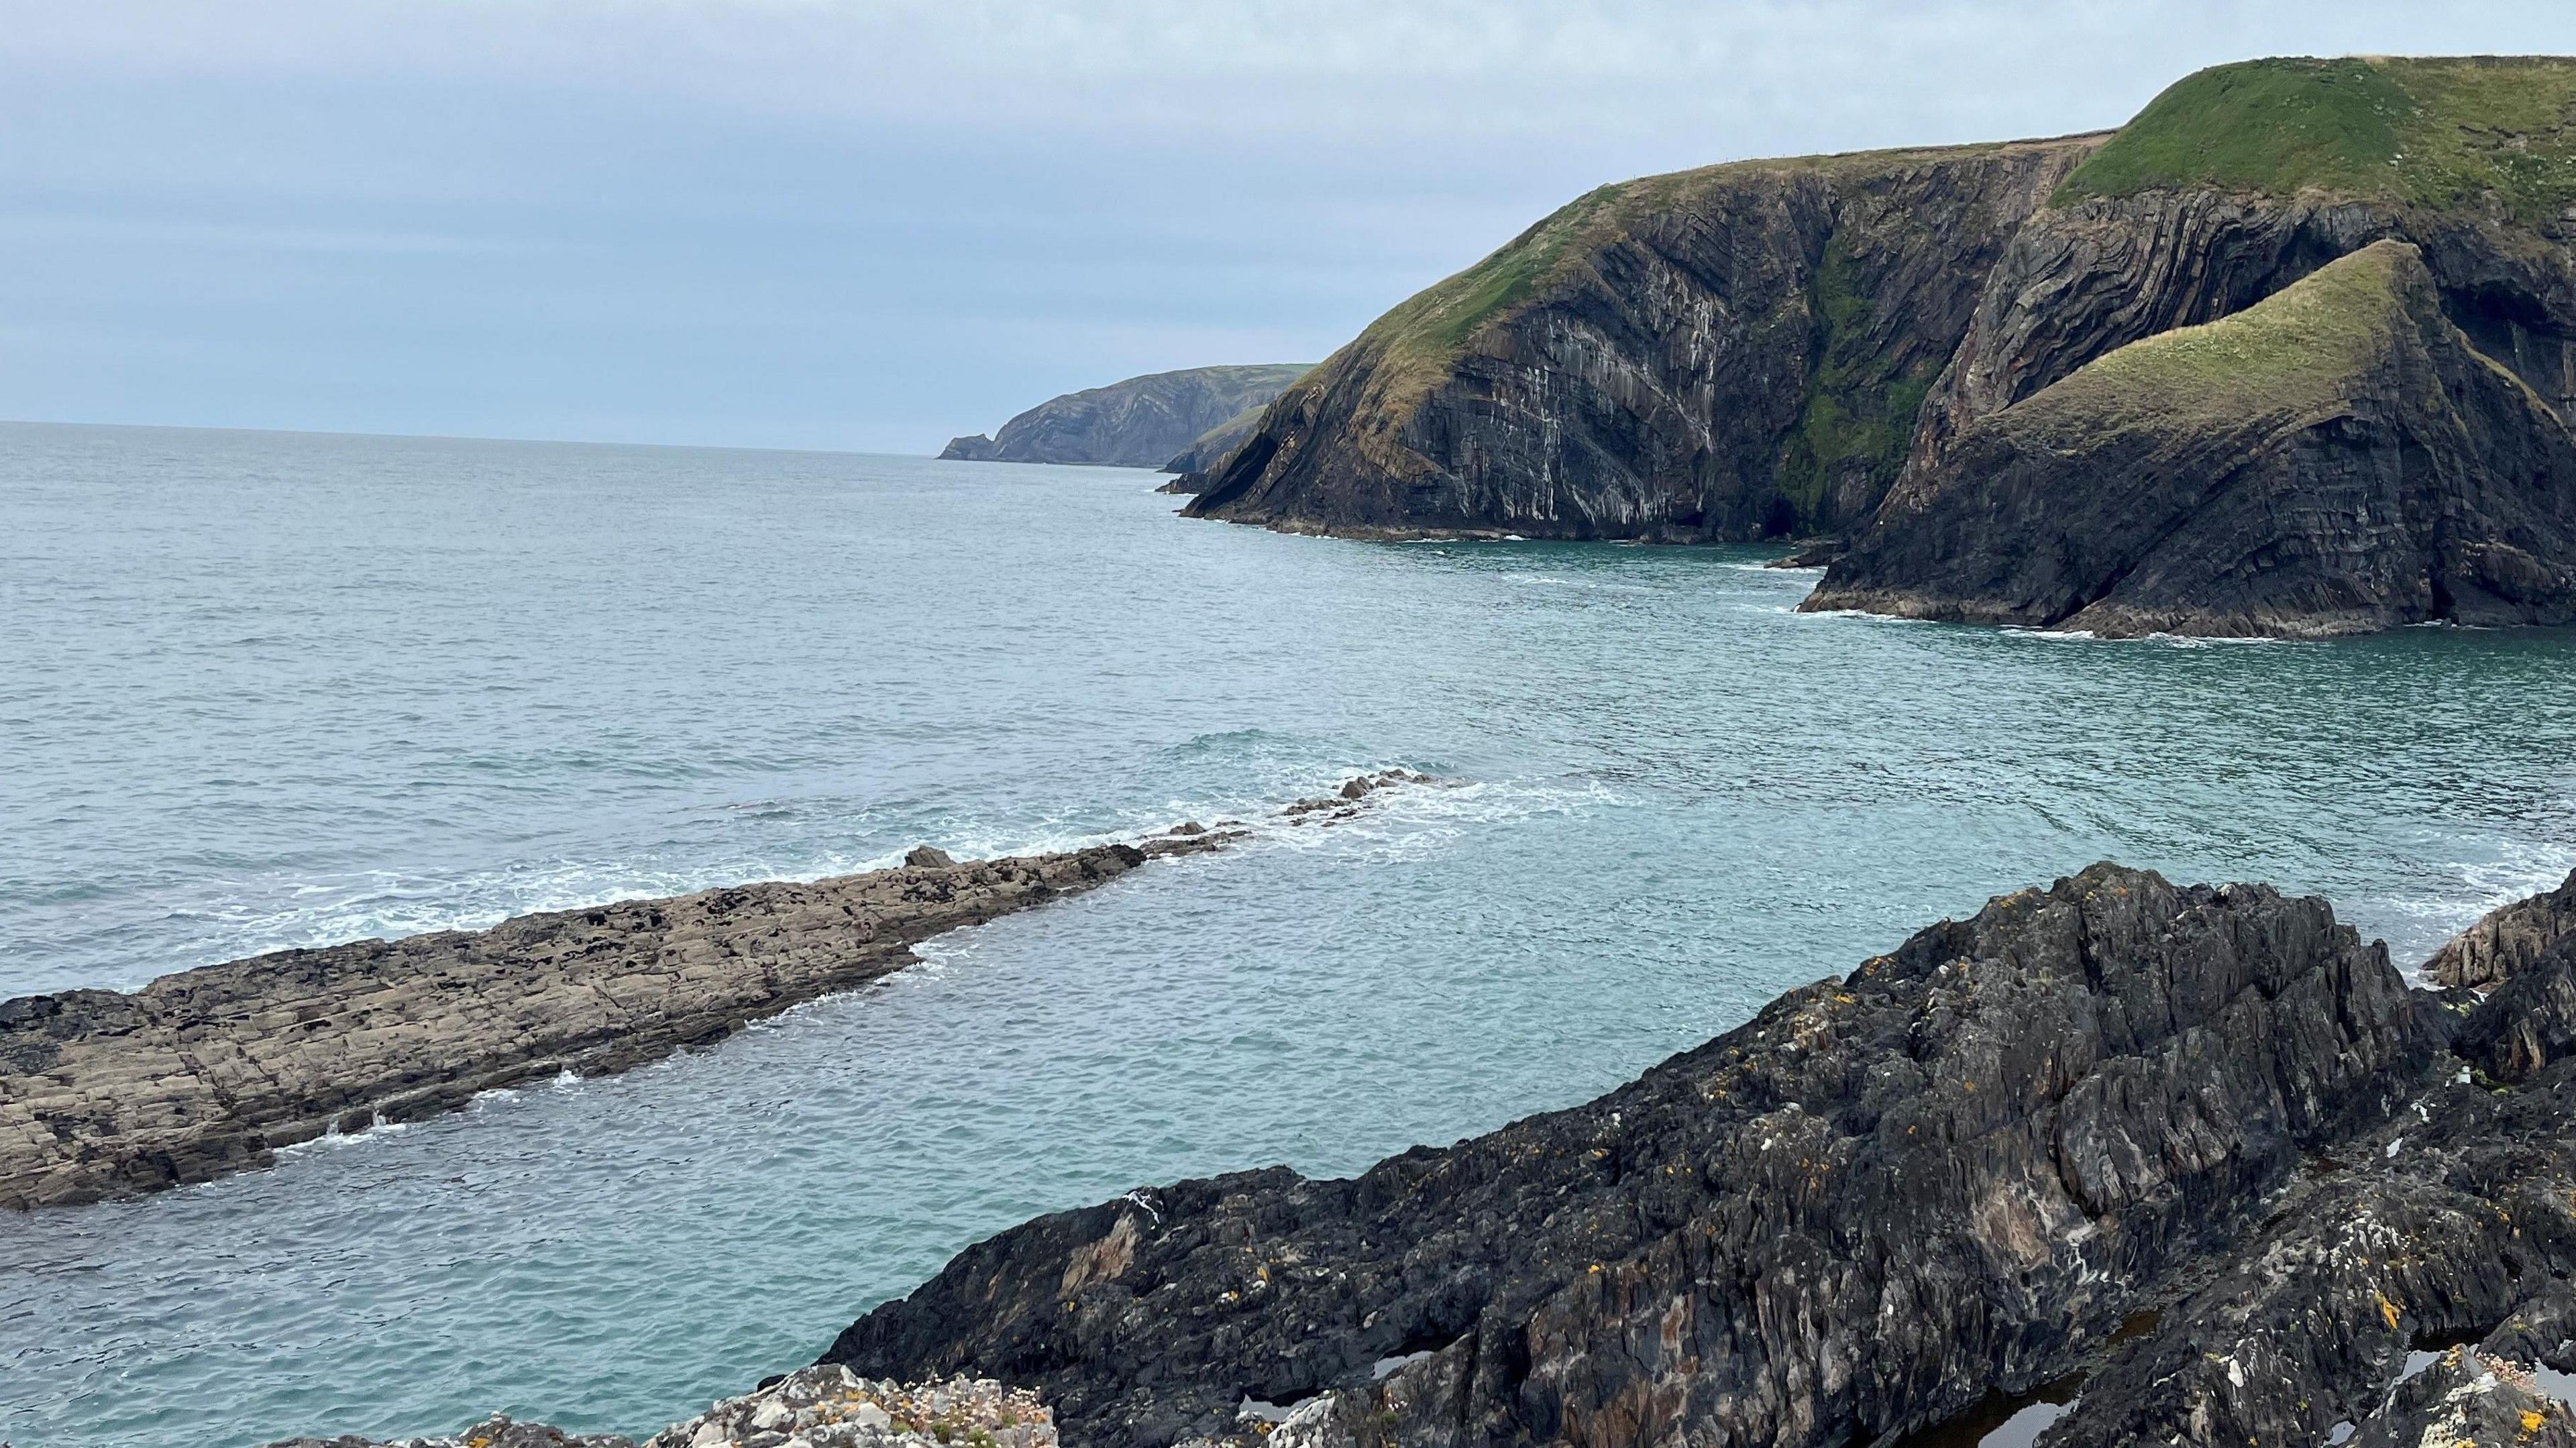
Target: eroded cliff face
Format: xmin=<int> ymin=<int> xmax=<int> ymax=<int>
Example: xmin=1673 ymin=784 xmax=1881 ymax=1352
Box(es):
xmin=1805 ymin=242 xmax=2576 ymax=636
xmin=1183 ymin=138 xmax=2100 ymax=541
xmin=1184 ymin=58 xmax=2576 ymax=637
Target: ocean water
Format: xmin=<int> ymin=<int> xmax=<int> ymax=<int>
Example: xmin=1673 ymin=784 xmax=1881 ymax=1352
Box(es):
xmin=3 ymin=421 xmax=2573 ymax=1447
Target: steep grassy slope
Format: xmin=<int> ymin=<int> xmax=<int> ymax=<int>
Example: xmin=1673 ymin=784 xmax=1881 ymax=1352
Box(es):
xmin=1187 ymin=136 xmax=2098 ymax=539
xmin=1807 ymin=241 xmax=2576 ymax=636
xmin=2057 ymin=56 xmax=2576 ymax=223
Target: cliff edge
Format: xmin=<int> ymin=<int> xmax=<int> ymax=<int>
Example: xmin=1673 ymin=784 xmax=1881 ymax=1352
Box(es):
xmin=941 ymin=366 xmax=1310 ymax=469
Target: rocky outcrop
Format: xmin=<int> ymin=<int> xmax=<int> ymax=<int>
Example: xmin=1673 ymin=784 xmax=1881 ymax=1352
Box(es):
xmin=941 ymin=366 xmax=1310 ymax=469
xmin=0 ymin=840 xmax=1181 ymax=1211
xmin=1802 ymin=242 xmax=2576 ymax=636
xmin=263 ymin=1368 xmax=1055 ymax=1448
xmin=814 ymin=862 xmax=2576 ymax=1448
xmin=0 ymin=776 xmax=1434 ymax=1211
xmin=2429 ymin=870 xmax=2576 ymax=989
xmin=1185 ymin=137 xmax=2099 ymax=540
xmin=1183 ymin=56 xmax=2576 ymax=636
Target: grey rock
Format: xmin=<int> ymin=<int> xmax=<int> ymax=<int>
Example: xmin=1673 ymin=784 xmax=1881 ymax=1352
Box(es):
xmin=904 ymin=845 xmax=958 ymax=869
xmin=940 ymin=366 xmax=1310 ymax=468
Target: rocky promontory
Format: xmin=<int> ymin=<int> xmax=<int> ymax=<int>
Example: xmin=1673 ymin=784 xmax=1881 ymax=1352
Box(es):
xmin=941 ymin=366 xmax=1310 ymax=469
xmin=1183 ymin=55 xmax=2576 ymax=637
xmin=817 ymin=862 xmax=2576 ymax=1448
xmin=0 ymin=774 xmax=1430 ymax=1211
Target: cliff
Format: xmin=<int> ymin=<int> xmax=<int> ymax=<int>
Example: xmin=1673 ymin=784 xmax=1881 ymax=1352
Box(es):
xmin=941 ymin=366 xmax=1310 ymax=468
xmin=821 ymin=862 xmax=2576 ymax=1448
xmin=1184 ymin=56 xmax=2576 ymax=636
xmin=1184 ymin=137 xmax=2098 ymax=539
xmin=1802 ymin=241 xmax=2576 ymax=635
xmin=1158 ymin=402 xmax=1270 ymax=482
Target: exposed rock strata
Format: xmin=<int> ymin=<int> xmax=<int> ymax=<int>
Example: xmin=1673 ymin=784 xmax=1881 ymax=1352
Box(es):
xmin=1803 ymin=242 xmax=2576 ymax=636
xmin=264 ymin=1368 xmax=1054 ymax=1448
xmin=1183 ymin=56 xmax=2576 ymax=636
xmin=941 ymin=366 xmax=1309 ymax=469
xmin=818 ymin=862 xmax=2576 ymax=1448
xmin=0 ymin=775 xmax=1426 ymax=1210
xmin=1186 ymin=138 xmax=2098 ymax=541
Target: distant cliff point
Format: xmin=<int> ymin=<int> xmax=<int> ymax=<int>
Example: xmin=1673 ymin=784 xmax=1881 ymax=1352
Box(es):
xmin=940 ymin=364 xmax=1310 ymax=469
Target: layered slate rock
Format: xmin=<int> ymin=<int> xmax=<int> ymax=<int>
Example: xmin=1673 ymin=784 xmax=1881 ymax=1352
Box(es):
xmin=1185 ymin=137 xmax=2099 ymax=541
xmin=1802 ymin=241 xmax=2576 ymax=636
xmin=823 ymin=863 xmax=2468 ymax=1447
xmin=1183 ymin=57 xmax=2576 ymax=636
xmin=941 ymin=366 xmax=1310 ymax=469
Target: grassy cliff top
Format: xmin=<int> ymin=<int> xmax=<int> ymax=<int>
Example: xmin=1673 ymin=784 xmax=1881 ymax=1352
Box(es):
xmin=1340 ymin=136 xmax=2090 ymax=420
xmin=2057 ymin=55 xmax=2576 ymax=219
xmin=2004 ymin=239 xmax=2422 ymax=435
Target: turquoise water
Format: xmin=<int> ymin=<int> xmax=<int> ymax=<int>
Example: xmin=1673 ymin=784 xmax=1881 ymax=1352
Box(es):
xmin=3 ymin=421 xmax=2573 ymax=1447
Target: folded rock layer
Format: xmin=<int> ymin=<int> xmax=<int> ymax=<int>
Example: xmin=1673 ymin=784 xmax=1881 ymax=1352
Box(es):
xmin=822 ymin=862 xmax=2576 ymax=1447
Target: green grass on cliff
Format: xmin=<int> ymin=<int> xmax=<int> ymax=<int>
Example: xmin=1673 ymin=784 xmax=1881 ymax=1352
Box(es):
xmin=2059 ymin=56 xmax=2576 ymax=221
xmin=2017 ymin=240 xmax=2416 ymax=429
xmin=1346 ymin=142 xmax=2025 ymax=416
xmin=1773 ymin=235 xmax=1936 ymax=516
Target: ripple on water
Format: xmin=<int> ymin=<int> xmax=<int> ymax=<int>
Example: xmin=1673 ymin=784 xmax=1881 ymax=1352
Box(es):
xmin=2 ymin=427 xmax=2574 ymax=1447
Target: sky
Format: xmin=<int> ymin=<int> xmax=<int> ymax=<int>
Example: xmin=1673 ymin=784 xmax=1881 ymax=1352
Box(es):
xmin=3 ymin=2 xmax=2571 ymax=454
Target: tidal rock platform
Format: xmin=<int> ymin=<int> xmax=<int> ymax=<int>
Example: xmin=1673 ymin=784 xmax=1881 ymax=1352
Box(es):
xmin=0 ymin=774 xmax=1430 ymax=1211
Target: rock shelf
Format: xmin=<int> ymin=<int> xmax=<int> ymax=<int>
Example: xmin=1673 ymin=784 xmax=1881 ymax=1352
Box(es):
xmin=0 ymin=774 xmax=1431 ymax=1210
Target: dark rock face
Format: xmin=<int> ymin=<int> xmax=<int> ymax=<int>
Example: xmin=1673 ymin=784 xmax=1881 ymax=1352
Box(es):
xmin=1803 ymin=242 xmax=2576 ymax=636
xmin=941 ymin=366 xmax=1310 ymax=469
xmin=1185 ymin=139 xmax=2098 ymax=541
xmin=1179 ymin=58 xmax=2576 ymax=636
xmin=821 ymin=862 xmax=2520 ymax=1448
xmin=1160 ymin=404 xmax=1271 ymax=481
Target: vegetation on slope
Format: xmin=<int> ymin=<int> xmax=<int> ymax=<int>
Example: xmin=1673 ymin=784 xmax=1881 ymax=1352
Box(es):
xmin=1774 ymin=235 xmax=1936 ymax=517
xmin=2005 ymin=239 xmax=2416 ymax=433
xmin=2057 ymin=55 xmax=2576 ymax=222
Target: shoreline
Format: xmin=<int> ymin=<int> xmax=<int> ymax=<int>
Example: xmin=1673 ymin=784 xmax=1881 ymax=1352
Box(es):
xmin=0 ymin=772 xmax=1430 ymax=1211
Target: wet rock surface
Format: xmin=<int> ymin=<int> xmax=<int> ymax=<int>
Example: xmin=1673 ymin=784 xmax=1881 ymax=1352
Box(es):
xmin=2430 ymin=869 xmax=2576 ymax=989
xmin=0 ymin=777 xmax=1426 ymax=1210
xmin=262 ymin=1368 xmax=1055 ymax=1448
xmin=818 ymin=862 xmax=2576 ymax=1448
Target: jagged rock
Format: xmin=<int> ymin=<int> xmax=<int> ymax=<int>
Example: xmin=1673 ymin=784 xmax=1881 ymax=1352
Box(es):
xmin=2430 ymin=870 xmax=2576 ymax=989
xmin=940 ymin=367 xmax=1310 ymax=468
xmin=1802 ymin=242 xmax=2576 ymax=636
xmin=821 ymin=863 xmax=2456 ymax=1447
xmin=904 ymin=845 xmax=959 ymax=869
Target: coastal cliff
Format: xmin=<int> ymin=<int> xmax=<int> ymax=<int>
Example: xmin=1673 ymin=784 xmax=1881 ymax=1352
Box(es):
xmin=1185 ymin=55 xmax=2576 ymax=636
xmin=1185 ymin=137 xmax=2097 ymax=540
xmin=821 ymin=862 xmax=2576 ymax=1448
xmin=1803 ymin=241 xmax=2576 ymax=634
xmin=941 ymin=365 xmax=1310 ymax=468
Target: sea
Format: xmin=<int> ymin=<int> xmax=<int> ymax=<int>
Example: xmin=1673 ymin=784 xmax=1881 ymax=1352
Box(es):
xmin=2 ymin=420 xmax=2571 ymax=1447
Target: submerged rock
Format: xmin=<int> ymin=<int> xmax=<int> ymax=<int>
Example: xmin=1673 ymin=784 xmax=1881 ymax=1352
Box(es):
xmin=815 ymin=862 xmax=2576 ymax=1448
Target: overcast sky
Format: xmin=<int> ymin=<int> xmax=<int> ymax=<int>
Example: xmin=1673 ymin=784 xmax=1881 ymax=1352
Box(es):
xmin=3 ymin=2 xmax=2568 ymax=453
